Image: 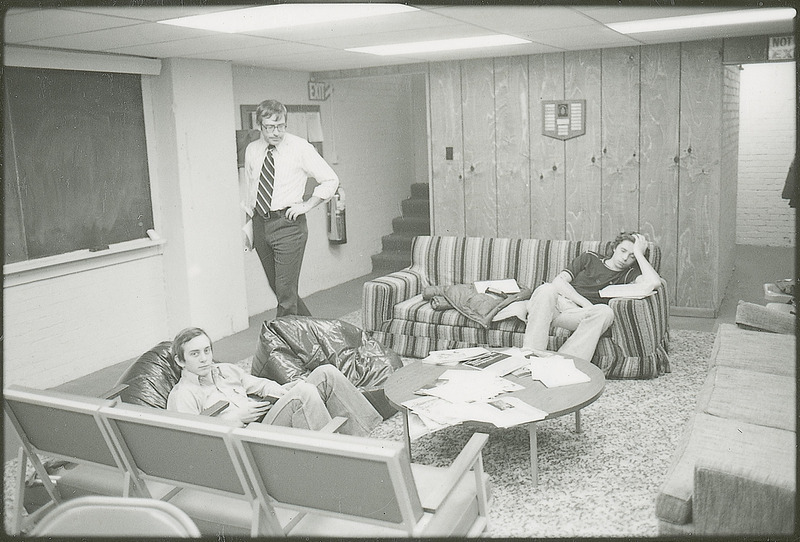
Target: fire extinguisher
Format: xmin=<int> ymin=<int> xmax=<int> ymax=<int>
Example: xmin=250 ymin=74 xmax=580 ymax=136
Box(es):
xmin=327 ymin=186 xmax=347 ymax=244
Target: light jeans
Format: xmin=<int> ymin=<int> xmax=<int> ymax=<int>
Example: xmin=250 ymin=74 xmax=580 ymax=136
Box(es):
xmin=522 ymin=282 xmax=614 ymax=361
xmin=262 ymin=365 xmax=382 ymax=436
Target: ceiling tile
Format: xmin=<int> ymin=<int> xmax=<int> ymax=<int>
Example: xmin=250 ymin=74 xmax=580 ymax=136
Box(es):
xmin=521 ymin=25 xmax=642 ymax=51
xmin=108 ymin=33 xmax=270 ymax=57
xmin=242 ymin=8 xmax=458 ymax=41
xmin=426 ymin=5 xmax=595 ymax=32
xmin=66 ymin=6 xmax=236 ymax=22
xmin=4 ymin=8 xmax=139 ymax=43
xmin=304 ymin=24 xmax=497 ymax=49
xmin=21 ymin=22 xmax=212 ymax=51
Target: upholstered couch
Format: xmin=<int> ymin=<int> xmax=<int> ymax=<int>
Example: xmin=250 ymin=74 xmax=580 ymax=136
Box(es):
xmin=363 ymin=235 xmax=670 ymax=379
xmin=655 ymin=322 xmax=795 ymax=535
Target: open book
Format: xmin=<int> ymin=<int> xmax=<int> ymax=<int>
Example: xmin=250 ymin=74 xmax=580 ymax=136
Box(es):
xmin=474 ymin=278 xmax=521 ymax=295
xmin=598 ymin=283 xmax=656 ymax=299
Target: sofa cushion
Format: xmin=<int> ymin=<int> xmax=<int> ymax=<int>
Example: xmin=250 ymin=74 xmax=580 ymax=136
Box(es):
xmin=735 ymin=300 xmax=795 ymax=334
xmin=656 ymin=413 xmax=795 ymax=525
xmin=709 ymin=324 xmax=795 ymax=377
xmin=693 ymin=459 xmax=795 ymax=534
xmin=394 ymin=295 xmax=485 ymax=329
xmin=695 ymin=366 xmax=795 ymax=432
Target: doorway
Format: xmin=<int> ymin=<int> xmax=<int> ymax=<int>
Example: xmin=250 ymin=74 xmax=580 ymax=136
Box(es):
xmin=736 ymin=61 xmax=796 ymax=247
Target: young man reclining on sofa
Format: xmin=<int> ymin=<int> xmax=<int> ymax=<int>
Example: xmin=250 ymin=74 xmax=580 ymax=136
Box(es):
xmin=523 ymin=231 xmax=662 ymax=361
xmin=167 ymin=327 xmax=382 ymax=436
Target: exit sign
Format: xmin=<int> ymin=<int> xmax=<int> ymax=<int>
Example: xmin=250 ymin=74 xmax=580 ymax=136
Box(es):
xmin=308 ymin=81 xmax=332 ymax=101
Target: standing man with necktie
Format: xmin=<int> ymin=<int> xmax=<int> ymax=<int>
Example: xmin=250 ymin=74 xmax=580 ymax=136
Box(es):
xmin=243 ymin=99 xmax=339 ymax=316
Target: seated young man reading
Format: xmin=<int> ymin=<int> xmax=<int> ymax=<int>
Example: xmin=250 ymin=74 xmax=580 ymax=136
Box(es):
xmin=167 ymin=327 xmax=382 ymax=436
xmin=523 ymin=232 xmax=662 ymax=361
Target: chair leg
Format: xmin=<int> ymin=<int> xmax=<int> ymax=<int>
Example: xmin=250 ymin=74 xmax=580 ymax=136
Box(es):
xmin=13 ymin=446 xmax=63 ymax=534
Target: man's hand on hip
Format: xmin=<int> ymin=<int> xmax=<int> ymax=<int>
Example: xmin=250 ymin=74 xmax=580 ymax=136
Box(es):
xmin=285 ymin=201 xmax=313 ymax=220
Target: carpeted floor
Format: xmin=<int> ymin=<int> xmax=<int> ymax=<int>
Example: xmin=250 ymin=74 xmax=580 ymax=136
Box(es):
xmin=366 ymin=327 xmax=713 ymax=538
xmin=5 ymin=315 xmax=714 ymax=538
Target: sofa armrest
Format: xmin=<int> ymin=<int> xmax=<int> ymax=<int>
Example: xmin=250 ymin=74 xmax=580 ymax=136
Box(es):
xmin=607 ymin=279 xmax=670 ymax=359
xmin=693 ymin=459 xmax=795 ymax=535
xmin=362 ymin=268 xmax=426 ymax=332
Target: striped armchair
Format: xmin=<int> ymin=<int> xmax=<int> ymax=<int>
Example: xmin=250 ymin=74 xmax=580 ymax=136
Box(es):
xmin=362 ymin=236 xmax=670 ymax=379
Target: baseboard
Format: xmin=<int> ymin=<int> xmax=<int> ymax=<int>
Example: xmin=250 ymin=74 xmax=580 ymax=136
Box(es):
xmin=670 ymin=306 xmax=717 ymax=318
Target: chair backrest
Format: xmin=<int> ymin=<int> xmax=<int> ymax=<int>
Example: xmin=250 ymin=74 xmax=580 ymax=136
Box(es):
xmin=4 ymin=385 xmax=121 ymax=470
xmin=30 ymin=496 xmax=201 ymax=537
xmin=98 ymin=402 xmax=252 ymax=500
xmin=409 ymin=235 xmax=661 ymax=288
xmin=231 ymin=423 xmax=424 ymax=533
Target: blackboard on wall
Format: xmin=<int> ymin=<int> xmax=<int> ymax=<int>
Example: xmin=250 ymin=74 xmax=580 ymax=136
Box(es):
xmin=4 ymin=66 xmax=154 ymax=264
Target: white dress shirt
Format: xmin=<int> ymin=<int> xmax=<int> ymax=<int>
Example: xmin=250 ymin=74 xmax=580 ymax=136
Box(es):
xmin=243 ymin=132 xmax=339 ymax=215
xmin=167 ymin=363 xmax=284 ymax=426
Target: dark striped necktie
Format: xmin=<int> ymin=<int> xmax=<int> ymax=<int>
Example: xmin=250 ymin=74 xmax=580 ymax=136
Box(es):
xmin=255 ymin=145 xmax=276 ymax=216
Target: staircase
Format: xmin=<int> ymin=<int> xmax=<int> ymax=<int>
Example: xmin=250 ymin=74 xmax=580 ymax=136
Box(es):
xmin=371 ymin=183 xmax=430 ymax=273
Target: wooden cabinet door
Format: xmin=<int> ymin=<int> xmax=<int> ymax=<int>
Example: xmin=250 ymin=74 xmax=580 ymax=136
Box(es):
xmin=429 ymin=61 xmax=466 ymax=236
xmin=640 ymin=43 xmax=680 ymax=305
xmin=678 ymin=40 xmax=723 ymax=311
xmin=601 ymin=46 xmax=641 ymax=238
xmin=528 ymin=53 xmax=566 ymax=239
xmin=461 ymin=58 xmax=497 ymax=237
xmin=564 ymin=49 xmax=602 ymax=241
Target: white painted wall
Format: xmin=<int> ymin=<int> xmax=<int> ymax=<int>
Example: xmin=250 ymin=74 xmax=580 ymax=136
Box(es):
xmin=231 ymin=66 xmax=421 ymax=316
xmin=4 ymin=57 xmax=249 ymax=388
xmin=3 ymin=57 xmax=423 ymax=389
xmin=3 ymin=257 xmax=169 ymax=389
xmin=737 ymin=61 xmax=796 ymax=247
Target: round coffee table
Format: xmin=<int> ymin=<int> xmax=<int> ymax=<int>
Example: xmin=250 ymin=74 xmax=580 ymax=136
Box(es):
xmin=383 ymin=355 xmax=605 ymax=485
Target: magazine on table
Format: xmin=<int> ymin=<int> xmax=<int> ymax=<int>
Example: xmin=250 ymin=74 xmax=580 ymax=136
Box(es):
xmin=422 ymin=346 xmax=491 ymax=365
xmin=475 ymin=348 xmax=534 ymax=376
xmin=462 ymin=351 xmax=511 ymax=370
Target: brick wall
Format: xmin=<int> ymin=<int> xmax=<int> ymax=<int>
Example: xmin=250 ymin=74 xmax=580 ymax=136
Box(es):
xmin=4 ymin=256 xmax=169 ymax=388
xmin=737 ymin=62 xmax=796 ymax=247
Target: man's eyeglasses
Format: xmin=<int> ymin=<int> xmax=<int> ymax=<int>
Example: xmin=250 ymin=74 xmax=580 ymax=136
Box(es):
xmin=260 ymin=123 xmax=287 ymax=133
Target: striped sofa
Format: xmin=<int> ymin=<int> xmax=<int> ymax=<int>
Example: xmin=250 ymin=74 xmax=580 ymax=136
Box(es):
xmin=362 ymin=236 xmax=670 ymax=379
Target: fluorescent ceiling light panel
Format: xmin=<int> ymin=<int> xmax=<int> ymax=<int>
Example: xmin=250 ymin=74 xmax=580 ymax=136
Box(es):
xmin=348 ymin=35 xmax=530 ymax=56
xmin=607 ymin=8 xmax=796 ymax=34
xmin=158 ymin=3 xmax=418 ymax=33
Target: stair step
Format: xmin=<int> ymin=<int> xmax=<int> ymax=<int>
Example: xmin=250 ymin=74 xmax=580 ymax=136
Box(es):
xmin=410 ymin=183 xmax=429 ymax=199
xmin=402 ymin=198 xmax=429 ymax=217
xmin=392 ymin=216 xmax=430 ymax=235
xmin=382 ymin=233 xmax=414 ymax=251
xmin=371 ymin=251 xmax=411 ymax=273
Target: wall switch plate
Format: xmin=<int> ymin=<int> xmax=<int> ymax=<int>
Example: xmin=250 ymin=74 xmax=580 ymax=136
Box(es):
xmin=445 ymin=147 xmax=453 ymax=160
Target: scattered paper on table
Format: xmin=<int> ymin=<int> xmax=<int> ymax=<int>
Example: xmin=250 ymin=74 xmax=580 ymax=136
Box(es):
xmin=415 ymin=370 xmax=523 ymax=403
xmin=529 ymin=355 xmax=591 ymax=387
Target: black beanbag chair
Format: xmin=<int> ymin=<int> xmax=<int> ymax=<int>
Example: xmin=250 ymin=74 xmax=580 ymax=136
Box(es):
xmin=252 ymin=316 xmax=403 ymax=419
xmin=114 ymin=341 xmax=181 ymax=409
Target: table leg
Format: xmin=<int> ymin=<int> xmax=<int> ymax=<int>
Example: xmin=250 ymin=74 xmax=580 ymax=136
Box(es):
xmin=575 ymin=410 xmax=582 ymax=433
xmin=401 ymin=408 xmax=412 ymax=462
xmin=527 ymin=421 xmax=538 ymax=485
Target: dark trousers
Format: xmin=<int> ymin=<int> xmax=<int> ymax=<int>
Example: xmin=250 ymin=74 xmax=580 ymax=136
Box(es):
xmin=252 ymin=213 xmax=311 ymax=317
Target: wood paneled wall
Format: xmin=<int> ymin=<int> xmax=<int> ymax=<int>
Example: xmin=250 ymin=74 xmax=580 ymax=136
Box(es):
xmin=428 ymin=39 xmax=739 ymax=315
